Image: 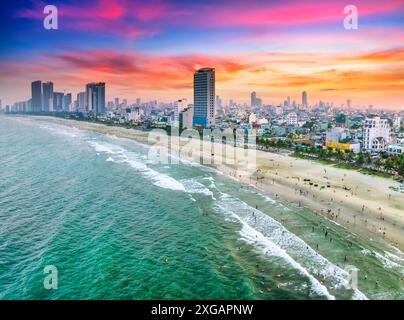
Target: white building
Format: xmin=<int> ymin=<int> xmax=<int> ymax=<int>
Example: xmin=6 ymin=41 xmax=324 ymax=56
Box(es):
xmin=286 ymin=112 xmax=298 ymax=126
xmin=393 ymin=115 xmax=401 ymax=130
xmin=127 ymin=107 xmax=144 ymax=121
xmin=173 ymin=98 xmax=188 ymax=127
xmin=363 ymin=116 xmax=391 ymax=152
xmin=386 ymin=143 xmax=404 ymax=155
xmin=180 ymin=106 xmax=194 ymax=129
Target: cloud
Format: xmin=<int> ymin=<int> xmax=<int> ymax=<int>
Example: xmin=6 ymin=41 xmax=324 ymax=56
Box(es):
xmin=15 ymin=0 xmax=404 ymax=39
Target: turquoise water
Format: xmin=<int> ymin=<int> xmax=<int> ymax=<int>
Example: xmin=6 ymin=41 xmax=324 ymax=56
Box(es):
xmin=0 ymin=116 xmax=403 ymax=300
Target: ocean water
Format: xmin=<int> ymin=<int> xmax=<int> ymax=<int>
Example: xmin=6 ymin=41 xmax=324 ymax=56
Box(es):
xmin=0 ymin=116 xmax=403 ymax=300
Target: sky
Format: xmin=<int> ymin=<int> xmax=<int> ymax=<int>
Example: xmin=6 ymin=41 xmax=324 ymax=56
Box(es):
xmin=0 ymin=0 xmax=403 ymax=109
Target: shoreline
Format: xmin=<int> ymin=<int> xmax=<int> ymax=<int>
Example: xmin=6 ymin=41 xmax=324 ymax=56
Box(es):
xmin=13 ymin=115 xmax=404 ymax=251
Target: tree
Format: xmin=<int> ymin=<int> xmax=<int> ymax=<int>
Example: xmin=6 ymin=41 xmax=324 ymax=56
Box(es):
xmin=356 ymin=153 xmax=364 ymax=166
xmin=384 ymin=159 xmax=394 ymax=172
xmin=375 ymin=159 xmax=382 ymax=170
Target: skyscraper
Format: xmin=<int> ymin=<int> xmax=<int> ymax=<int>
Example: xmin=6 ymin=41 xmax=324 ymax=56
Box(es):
xmin=251 ymin=91 xmax=257 ymax=107
xmin=216 ymin=95 xmax=222 ymax=113
xmin=31 ymin=80 xmax=42 ymax=112
xmin=77 ymin=92 xmax=86 ymax=112
xmin=86 ymin=82 xmax=106 ymax=115
xmin=302 ymin=91 xmax=307 ymax=107
xmin=173 ymin=98 xmax=187 ymax=127
xmin=53 ymin=92 xmax=64 ymax=112
xmin=193 ymin=68 xmax=215 ymax=128
xmin=64 ymin=93 xmax=72 ymax=112
xmin=347 ymin=99 xmax=352 ymax=110
xmin=42 ymin=82 xmax=54 ymax=112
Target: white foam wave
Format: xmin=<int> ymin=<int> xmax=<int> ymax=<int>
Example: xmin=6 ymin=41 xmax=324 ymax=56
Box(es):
xmin=214 ymin=193 xmax=368 ymax=300
xmin=181 ymin=178 xmax=215 ymax=199
xmin=38 ymin=124 xmax=82 ymax=138
xmin=88 ymin=140 xmax=186 ymax=192
xmin=362 ymin=248 xmax=404 ymax=271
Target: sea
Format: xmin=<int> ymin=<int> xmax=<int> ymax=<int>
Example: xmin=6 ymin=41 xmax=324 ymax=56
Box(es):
xmin=0 ymin=115 xmax=403 ymax=300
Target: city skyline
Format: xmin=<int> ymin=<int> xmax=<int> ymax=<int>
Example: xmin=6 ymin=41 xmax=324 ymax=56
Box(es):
xmin=0 ymin=0 xmax=403 ymax=109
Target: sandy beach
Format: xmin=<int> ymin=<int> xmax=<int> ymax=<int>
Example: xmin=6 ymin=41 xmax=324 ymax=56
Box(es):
xmin=24 ymin=116 xmax=404 ymax=251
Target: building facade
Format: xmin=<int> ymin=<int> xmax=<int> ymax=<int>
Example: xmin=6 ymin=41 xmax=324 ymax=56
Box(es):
xmin=173 ymin=98 xmax=187 ymax=127
xmin=42 ymin=81 xmax=54 ymax=112
xmin=363 ymin=116 xmax=391 ymax=151
xmin=286 ymin=112 xmax=298 ymax=126
xmin=86 ymin=82 xmax=106 ymax=115
xmin=193 ymin=68 xmax=215 ymax=128
xmin=31 ymin=80 xmax=42 ymax=112
xmin=180 ymin=106 xmax=194 ymax=130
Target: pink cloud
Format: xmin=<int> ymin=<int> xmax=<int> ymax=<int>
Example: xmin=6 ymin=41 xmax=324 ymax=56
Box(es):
xmin=15 ymin=0 xmax=403 ymax=39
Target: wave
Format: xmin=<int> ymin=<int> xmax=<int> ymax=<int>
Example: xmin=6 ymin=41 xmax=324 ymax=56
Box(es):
xmin=214 ymin=193 xmax=368 ymax=300
xmin=181 ymin=178 xmax=216 ymax=199
xmin=87 ymin=140 xmax=186 ymax=192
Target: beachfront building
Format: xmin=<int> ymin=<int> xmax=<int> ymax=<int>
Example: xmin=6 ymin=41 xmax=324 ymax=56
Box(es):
xmin=53 ymin=92 xmax=64 ymax=112
xmin=180 ymin=106 xmax=194 ymax=130
xmin=86 ymin=82 xmax=106 ymax=115
xmin=193 ymin=68 xmax=215 ymax=128
xmin=31 ymin=80 xmax=42 ymax=112
xmin=42 ymin=81 xmax=54 ymax=112
xmin=363 ymin=116 xmax=391 ymax=152
xmin=64 ymin=93 xmax=72 ymax=112
xmin=172 ymin=98 xmax=188 ymax=127
xmin=77 ymin=92 xmax=86 ymax=113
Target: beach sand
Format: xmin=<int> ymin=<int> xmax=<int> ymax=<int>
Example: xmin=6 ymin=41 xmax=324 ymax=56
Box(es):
xmin=25 ymin=116 xmax=404 ymax=251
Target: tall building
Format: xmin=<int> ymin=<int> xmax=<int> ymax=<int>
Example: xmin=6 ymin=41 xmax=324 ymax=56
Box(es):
xmin=173 ymin=98 xmax=187 ymax=127
xmin=347 ymin=99 xmax=352 ymax=110
xmin=77 ymin=92 xmax=86 ymax=112
xmin=251 ymin=91 xmax=257 ymax=107
xmin=216 ymin=95 xmax=222 ymax=113
xmin=42 ymin=81 xmax=54 ymax=112
xmin=53 ymin=92 xmax=64 ymax=112
xmin=193 ymin=68 xmax=215 ymax=128
xmin=302 ymin=91 xmax=307 ymax=107
xmin=363 ymin=116 xmax=391 ymax=151
xmin=31 ymin=80 xmax=42 ymax=112
xmin=180 ymin=106 xmax=194 ymax=130
xmin=114 ymin=98 xmax=120 ymax=109
xmin=86 ymin=82 xmax=105 ymax=115
xmin=64 ymin=93 xmax=72 ymax=112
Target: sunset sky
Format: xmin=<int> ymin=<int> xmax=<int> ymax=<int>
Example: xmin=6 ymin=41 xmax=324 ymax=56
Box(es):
xmin=0 ymin=0 xmax=403 ymax=109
